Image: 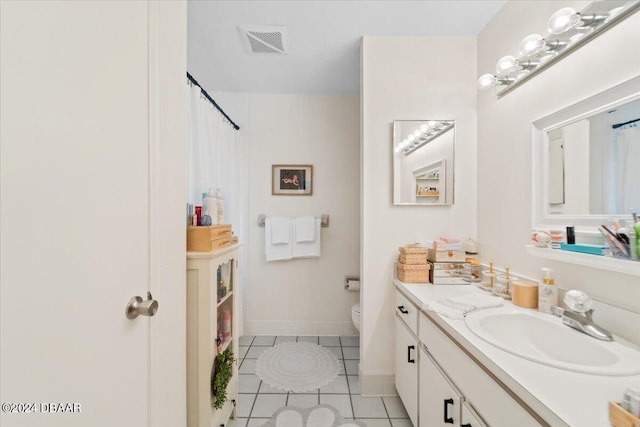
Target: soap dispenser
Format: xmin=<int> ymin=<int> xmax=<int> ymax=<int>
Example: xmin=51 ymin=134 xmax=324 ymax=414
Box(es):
xmin=538 ymin=268 xmax=558 ymax=314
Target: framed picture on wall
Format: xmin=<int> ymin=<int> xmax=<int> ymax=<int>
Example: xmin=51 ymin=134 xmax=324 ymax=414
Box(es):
xmin=272 ymin=164 xmax=313 ymax=195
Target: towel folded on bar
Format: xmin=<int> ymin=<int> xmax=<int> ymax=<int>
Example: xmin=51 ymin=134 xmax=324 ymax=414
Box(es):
xmin=292 ymin=218 xmax=321 ymax=258
xmin=269 ymin=217 xmax=291 ymax=245
xmin=265 ymin=217 xmax=292 ymax=261
xmin=424 ymin=293 xmax=503 ymax=319
xmin=294 ymin=216 xmax=316 ymax=243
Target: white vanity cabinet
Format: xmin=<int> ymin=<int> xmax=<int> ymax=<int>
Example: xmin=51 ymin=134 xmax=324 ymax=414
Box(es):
xmin=187 ymin=244 xmax=241 ymax=427
xmin=419 ymin=347 xmax=462 ymax=426
xmin=462 ymin=403 xmax=487 ymax=427
xmin=394 ymin=287 xmax=544 ymax=427
xmin=419 ymin=312 xmax=542 ymax=427
xmin=395 ymin=296 xmax=419 ymax=427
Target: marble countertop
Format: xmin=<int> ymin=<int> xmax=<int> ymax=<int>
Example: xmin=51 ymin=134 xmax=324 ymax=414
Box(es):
xmin=395 ymin=280 xmax=640 ymax=427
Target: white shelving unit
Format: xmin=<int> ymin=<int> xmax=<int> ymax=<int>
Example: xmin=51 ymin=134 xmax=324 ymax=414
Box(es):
xmin=187 ymin=243 xmax=241 ymax=427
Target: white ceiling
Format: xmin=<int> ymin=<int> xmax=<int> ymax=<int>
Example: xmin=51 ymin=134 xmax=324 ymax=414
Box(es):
xmin=187 ymin=1 xmax=506 ymax=95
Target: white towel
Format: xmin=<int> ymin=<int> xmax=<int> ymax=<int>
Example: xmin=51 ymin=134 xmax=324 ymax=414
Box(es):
xmin=265 ymin=218 xmax=292 ymax=261
xmin=424 ymin=293 xmax=503 ymax=319
xmin=269 ymin=217 xmax=291 ymax=245
xmin=294 ymin=216 xmax=316 ymax=243
xmin=292 ymin=218 xmax=321 ymax=258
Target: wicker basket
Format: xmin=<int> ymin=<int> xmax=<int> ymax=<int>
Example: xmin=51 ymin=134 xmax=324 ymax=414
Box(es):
xmin=398 ymin=244 xmax=428 ymax=255
xmin=399 ymin=253 xmax=427 ymax=265
xmin=396 ymin=262 xmax=430 ymax=283
xmin=610 ymin=401 xmax=640 ymax=427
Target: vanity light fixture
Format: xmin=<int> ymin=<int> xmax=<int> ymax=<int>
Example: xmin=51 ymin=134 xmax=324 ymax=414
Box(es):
xmin=395 ymin=121 xmax=454 ymax=155
xmin=478 ymin=0 xmax=640 ymax=97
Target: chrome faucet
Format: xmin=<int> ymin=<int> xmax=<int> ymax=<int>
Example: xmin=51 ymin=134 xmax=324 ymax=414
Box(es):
xmin=551 ymin=305 xmax=613 ymax=341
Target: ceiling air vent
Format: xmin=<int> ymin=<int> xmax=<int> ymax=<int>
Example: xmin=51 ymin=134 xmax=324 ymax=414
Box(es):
xmin=239 ymin=25 xmax=288 ymax=54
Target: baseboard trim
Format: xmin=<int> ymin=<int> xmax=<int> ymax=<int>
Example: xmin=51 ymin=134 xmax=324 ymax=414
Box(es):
xmin=245 ymin=320 xmax=358 ymax=337
xmin=359 ymin=372 xmax=397 ymax=397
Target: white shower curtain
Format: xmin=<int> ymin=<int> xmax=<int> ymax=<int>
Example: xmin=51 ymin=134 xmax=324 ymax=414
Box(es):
xmin=187 ymin=82 xmax=239 ymax=225
xmin=187 ymin=82 xmax=248 ymax=335
xmin=615 ymin=126 xmax=640 ymax=214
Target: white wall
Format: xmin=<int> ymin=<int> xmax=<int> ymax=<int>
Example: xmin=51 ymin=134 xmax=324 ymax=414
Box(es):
xmin=477 ymin=2 xmax=640 ymax=337
xmin=242 ymin=94 xmax=361 ymax=336
xmin=361 ymin=36 xmax=477 ymax=395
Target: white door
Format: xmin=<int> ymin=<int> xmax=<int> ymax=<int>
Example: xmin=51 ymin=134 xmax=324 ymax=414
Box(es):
xmin=0 ymin=2 xmax=187 ymax=426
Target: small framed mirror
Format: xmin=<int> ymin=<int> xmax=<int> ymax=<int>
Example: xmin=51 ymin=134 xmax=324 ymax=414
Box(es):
xmin=393 ymin=120 xmax=455 ymax=205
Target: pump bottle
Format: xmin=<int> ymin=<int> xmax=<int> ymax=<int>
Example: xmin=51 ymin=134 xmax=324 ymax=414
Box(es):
xmin=538 ymin=268 xmax=558 ymax=314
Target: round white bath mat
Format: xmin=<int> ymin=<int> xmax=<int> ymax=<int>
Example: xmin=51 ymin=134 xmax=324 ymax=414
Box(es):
xmin=255 ymin=342 xmax=341 ymax=392
xmin=261 ymin=405 xmax=367 ymax=427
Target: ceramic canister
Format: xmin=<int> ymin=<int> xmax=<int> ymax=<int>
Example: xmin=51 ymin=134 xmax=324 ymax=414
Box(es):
xmin=512 ymin=280 xmax=539 ymax=308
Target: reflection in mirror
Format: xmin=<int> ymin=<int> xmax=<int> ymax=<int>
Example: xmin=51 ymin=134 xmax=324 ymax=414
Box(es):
xmin=533 ymin=75 xmax=640 ymax=237
xmin=547 ymin=98 xmax=640 ymax=216
xmin=393 ymin=120 xmax=455 ymax=205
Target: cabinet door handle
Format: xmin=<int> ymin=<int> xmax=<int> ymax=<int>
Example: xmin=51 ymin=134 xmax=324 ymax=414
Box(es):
xmin=398 ymin=305 xmax=408 ymax=314
xmin=461 ymin=424 xmax=472 ymax=427
xmin=407 ymin=345 xmax=415 ymax=363
xmin=444 ymin=398 xmax=454 ymax=424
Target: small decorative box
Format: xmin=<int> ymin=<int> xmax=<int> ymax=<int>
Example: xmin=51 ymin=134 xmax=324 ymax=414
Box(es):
xmin=396 ymin=262 xmax=430 ymax=284
xmin=428 ymin=261 xmax=470 ymax=285
xmin=427 ymin=249 xmax=466 ymax=262
xmin=187 ymin=225 xmax=234 ymax=252
xmin=398 ymin=244 xmax=428 ymax=265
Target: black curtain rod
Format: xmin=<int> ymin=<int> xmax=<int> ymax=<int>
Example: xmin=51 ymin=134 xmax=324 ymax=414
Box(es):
xmin=612 ymin=117 xmax=640 ymax=129
xmin=187 ymin=72 xmax=240 ymax=130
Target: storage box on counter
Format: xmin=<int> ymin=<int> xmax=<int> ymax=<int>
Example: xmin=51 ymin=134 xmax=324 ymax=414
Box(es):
xmin=609 ymin=401 xmax=640 ymax=427
xmin=187 ymin=224 xmax=236 ymax=252
xmin=428 ymin=261 xmax=470 ymax=285
xmin=398 ymin=244 xmax=428 ymax=265
xmin=396 ymin=262 xmax=430 ymax=284
xmin=427 ymin=249 xmax=466 ymax=262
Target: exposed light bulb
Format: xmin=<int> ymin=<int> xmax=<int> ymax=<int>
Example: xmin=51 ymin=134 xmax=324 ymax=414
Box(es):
xmin=496 ymin=55 xmax=518 ymax=75
xmin=519 ymin=34 xmax=546 ymax=56
xmin=477 ymin=73 xmax=497 ymax=90
xmin=548 ymin=7 xmax=581 ymax=34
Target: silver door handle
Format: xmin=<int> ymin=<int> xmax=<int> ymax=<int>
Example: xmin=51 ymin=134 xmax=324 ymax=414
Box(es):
xmin=126 ymin=292 xmax=159 ymax=319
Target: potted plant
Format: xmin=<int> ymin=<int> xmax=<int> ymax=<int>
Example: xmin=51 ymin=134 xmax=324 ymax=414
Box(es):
xmin=211 ymin=347 xmax=234 ymax=410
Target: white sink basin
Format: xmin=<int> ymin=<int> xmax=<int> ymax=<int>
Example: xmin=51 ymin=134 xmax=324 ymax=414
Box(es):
xmin=464 ymin=309 xmax=640 ymax=376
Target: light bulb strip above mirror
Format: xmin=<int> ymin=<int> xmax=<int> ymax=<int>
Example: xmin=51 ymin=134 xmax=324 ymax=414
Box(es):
xmin=395 ymin=120 xmax=454 ymax=155
xmin=478 ymin=0 xmax=640 ymax=97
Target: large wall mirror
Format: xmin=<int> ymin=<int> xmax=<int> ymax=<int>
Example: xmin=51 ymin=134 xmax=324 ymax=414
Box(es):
xmin=532 ymin=76 xmax=640 ymax=230
xmin=393 ymin=120 xmax=455 ymax=205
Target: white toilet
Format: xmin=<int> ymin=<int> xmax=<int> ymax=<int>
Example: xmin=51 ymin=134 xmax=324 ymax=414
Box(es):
xmin=351 ymin=303 xmax=360 ymax=332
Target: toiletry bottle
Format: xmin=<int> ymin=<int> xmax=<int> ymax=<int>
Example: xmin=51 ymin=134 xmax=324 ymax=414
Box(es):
xmin=566 ymin=226 xmax=575 ymax=244
xmin=624 ymin=220 xmax=637 ymax=260
xmin=216 ymin=188 xmax=225 ymax=225
xmin=201 ymin=192 xmax=213 ymax=226
xmin=204 ymin=188 xmax=218 ymax=226
xmin=221 ymin=309 xmax=231 ymax=341
xmin=538 ymin=268 xmax=558 ymax=314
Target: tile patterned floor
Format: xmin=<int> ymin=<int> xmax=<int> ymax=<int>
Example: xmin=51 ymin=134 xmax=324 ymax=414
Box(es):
xmin=227 ymin=336 xmax=411 ymax=427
